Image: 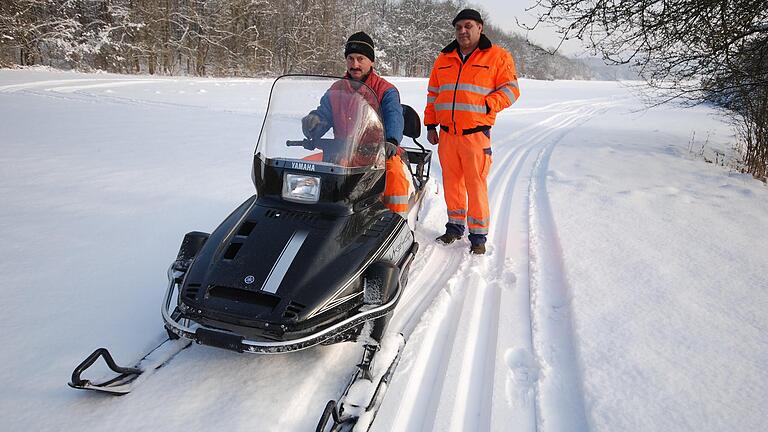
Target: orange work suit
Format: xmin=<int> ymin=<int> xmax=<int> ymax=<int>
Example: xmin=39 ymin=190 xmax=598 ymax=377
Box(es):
xmin=383 ymin=152 xmax=414 ymax=218
xmin=424 ymin=34 xmax=519 ymax=237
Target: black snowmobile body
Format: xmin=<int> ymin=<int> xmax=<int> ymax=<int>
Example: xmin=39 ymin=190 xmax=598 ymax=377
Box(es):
xmin=165 ymin=166 xmax=415 ymax=352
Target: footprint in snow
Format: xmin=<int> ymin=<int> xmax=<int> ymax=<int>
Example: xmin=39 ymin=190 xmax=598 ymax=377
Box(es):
xmin=504 ymin=348 xmax=540 ymax=407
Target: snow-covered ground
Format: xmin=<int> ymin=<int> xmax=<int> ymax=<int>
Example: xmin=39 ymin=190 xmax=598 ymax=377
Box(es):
xmin=1 ymin=69 xmax=766 ymax=432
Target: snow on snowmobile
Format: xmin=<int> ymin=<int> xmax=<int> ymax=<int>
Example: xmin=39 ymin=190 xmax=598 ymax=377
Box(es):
xmin=69 ymin=75 xmax=431 ymax=403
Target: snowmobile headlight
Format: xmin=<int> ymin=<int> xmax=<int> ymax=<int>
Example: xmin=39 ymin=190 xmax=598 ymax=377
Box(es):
xmin=282 ymin=173 xmax=321 ymax=204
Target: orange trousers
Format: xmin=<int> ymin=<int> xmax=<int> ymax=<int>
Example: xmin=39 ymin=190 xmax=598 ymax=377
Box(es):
xmin=383 ymin=153 xmax=414 ymax=218
xmin=437 ymin=132 xmax=492 ymax=235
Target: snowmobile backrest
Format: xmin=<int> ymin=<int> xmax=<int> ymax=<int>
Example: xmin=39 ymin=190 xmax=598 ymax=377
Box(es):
xmin=402 ymin=104 xmax=421 ymax=139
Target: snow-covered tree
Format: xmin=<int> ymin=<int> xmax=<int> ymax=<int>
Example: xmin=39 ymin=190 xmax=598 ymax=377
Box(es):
xmin=1 ymin=0 xmax=599 ymax=81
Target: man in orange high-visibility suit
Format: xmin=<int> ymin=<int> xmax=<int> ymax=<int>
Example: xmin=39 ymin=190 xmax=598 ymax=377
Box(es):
xmin=425 ymin=9 xmax=520 ymax=255
xmin=302 ymin=32 xmax=414 ymax=219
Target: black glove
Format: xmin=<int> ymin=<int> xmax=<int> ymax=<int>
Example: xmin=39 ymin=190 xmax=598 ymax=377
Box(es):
xmin=302 ymin=112 xmax=324 ymax=138
xmin=385 ymin=140 xmax=399 ymax=159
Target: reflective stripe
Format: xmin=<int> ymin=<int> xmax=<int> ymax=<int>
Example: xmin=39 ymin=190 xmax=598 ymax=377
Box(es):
xmin=427 ymin=96 xmax=436 ymax=103
xmin=435 ymin=83 xmax=491 ymax=95
xmin=453 ymin=103 xmax=487 ymax=113
xmin=468 ymin=216 xmax=489 ymax=226
xmin=436 ymin=102 xmax=487 ymax=113
xmin=448 ymin=209 xmax=467 ymax=216
xmin=500 ymin=86 xmax=517 ymax=103
xmin=448 ymin=217 xmax=465 ymax=224
xmin=438 ymin=84 xmax=456 ymax=93
xmin=469 ymin=227 xmax=489 ymax=235
xmin=456 ymin=83 xmax=492 ymax=94
xmin=428 ymin=86 xmax=439 ymax=93
xmin=383 ymin=195 xmax=410 ymax=205
xmin=495 ymin=81 xmax=519 ymax=91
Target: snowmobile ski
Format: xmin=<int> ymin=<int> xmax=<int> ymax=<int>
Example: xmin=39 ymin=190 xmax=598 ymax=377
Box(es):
xmin=316 ymin=334 xmax=406 ymax=432
xmin=69 ymin=338 xmax=192 ymax=395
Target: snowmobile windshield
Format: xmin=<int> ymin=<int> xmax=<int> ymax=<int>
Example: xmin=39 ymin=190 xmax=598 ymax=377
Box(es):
xmin=256 ymin=75 xmax=386 ymax=172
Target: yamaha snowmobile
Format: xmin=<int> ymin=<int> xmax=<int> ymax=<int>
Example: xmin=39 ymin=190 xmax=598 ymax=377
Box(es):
xmin=69 ymin=75 xmax=431 ymax=405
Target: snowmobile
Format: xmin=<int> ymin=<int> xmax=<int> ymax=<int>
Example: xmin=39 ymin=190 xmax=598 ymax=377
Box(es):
xmin=69 ymin=75 xmax=431 ymax=412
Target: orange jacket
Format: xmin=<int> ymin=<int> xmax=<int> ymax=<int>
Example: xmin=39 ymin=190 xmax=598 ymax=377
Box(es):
xmin=424 ymin=34 xmax=520 ymax=135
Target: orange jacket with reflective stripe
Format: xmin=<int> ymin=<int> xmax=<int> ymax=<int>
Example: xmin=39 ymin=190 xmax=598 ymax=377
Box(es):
xmin=424 ymin=34 xmax=519 ymax=135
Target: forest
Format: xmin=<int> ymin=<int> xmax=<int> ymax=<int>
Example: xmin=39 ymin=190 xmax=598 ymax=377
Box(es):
xmin=0 ymin=0 xmax=594 ymax=80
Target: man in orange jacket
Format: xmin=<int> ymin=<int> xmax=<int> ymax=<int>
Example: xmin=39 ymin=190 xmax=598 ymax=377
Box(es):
xmin=425 ymin=9 xmax=520 ymax=255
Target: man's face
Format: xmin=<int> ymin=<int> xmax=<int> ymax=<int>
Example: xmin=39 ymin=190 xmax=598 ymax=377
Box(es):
xmin=346 ymin=53 xmax=373 ymax=81
xmin=454 ymin=19 xmax=482 ymax=51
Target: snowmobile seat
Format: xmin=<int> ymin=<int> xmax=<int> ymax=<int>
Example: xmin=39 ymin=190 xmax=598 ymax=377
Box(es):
xmin=402 ymin=104 xmax=421 ymax=139
xmin=400 ymin=104 xmax=431 ymax=189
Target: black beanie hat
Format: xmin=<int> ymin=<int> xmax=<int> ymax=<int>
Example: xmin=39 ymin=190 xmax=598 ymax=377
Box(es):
xmin=345 ymin=31 xmax=375 ymax=62
xmin=452 ymin=8 xmax=484 ymax=26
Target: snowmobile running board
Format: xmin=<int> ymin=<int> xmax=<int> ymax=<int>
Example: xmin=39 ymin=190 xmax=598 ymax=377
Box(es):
xmin=68 ymin=338 xmax=192 ymax=395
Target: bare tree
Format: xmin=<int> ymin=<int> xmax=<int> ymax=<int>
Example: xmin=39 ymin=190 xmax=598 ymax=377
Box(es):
xmin=528 ymin=0 xmax=767 ymax=99
xmin=529 ymin=0 xmax=768 ymax=178
xmin=0 ymin=0 xmax=83 ymax=67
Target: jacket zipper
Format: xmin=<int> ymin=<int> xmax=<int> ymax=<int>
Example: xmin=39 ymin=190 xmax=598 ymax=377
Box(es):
xmin=451 ymin=59 xmax=464 ymax=134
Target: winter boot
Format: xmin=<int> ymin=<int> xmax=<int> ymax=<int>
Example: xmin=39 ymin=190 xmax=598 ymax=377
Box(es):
xmin=468 ymin=233 xmax=487 ymax=255
xmin=435 ymin=232 xmax=462 ymax=245
xmin=436 ymin=222 xmax=464 ymax=245
xmin=469 ymin=243 xmax=486 ymax=255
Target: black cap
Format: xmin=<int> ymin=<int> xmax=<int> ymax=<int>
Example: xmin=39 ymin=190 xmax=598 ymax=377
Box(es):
xmin=452 ymin=8 xmax=484 ymax=26
xmin=344 ymin=31 xmax=375 ymax=62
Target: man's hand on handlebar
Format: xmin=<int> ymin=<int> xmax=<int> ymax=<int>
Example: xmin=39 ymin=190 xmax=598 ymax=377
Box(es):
xmin=302 ymin=112 xmax=327 ymax=139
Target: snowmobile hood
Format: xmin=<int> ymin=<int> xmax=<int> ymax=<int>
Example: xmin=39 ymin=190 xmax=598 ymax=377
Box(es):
xmin=179 ymin=195 xmax=407 ymax=330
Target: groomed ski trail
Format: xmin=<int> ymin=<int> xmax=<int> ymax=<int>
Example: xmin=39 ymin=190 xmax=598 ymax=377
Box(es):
xmin=374 ymin=98 xmax=620 ymax=432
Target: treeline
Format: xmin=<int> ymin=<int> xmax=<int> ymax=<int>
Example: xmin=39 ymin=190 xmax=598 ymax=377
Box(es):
xmin=0 ymin=0 xmax=594 ymax=80
xmin=707 ymin=39 xmax=768 ymax=180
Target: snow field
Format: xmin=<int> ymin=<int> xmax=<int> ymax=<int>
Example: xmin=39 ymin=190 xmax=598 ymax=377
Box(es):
xmin=1 ymin=70 xmax=767 ymax=432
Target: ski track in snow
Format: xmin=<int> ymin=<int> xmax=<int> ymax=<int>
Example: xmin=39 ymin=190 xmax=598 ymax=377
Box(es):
xmin=376 ymin=97 xmax=622 ymax=431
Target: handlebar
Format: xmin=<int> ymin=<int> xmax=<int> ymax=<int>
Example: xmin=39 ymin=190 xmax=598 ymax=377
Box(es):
xmin=286 ymin=139 xmax=311 ymax=147
xmin=285 ymin=138 xmax=343 ymax=149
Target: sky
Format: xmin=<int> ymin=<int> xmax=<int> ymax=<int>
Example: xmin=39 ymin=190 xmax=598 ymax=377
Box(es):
xmin=469 ymin=0 xmax=589 ymax=56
